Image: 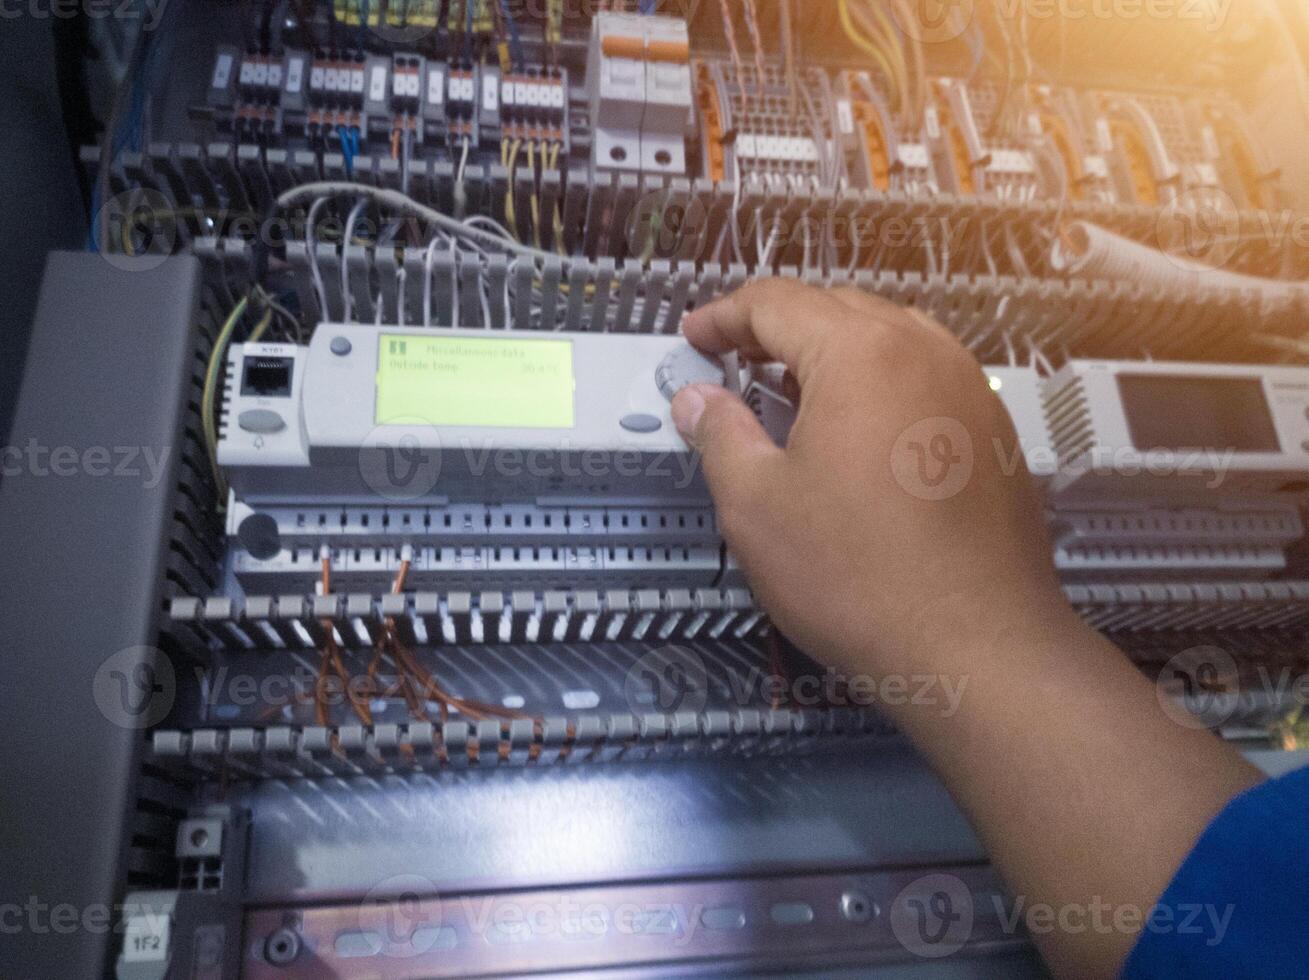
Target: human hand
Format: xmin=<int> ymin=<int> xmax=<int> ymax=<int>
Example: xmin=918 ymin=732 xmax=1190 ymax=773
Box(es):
xmin=673 ymin=279 xmax=1076 ymax=678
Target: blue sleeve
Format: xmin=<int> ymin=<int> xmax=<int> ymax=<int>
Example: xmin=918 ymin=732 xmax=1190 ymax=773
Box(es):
xmin=1122 ymin=764 xmax=1309 ymax=980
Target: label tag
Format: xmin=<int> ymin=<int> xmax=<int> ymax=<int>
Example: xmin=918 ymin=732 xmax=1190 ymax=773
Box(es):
xmin=122 ymin=914 xmax=170 ymax=964
xmin=369 ymin=64 xmax=387 ymax=103
xmin=212 ymin=52 xmax=234 ymax=90
xmin=1096 ymin=117 xmax=1114 ymax=154
xmin=836 ymin=98 xmax=855 ymax=136
xmin=925 ymin=105 xmax=941 ymax=140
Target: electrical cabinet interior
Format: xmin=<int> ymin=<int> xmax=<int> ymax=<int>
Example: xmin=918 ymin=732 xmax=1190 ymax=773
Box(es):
xmin=5 ymin=2 xmax=1309 ymax=977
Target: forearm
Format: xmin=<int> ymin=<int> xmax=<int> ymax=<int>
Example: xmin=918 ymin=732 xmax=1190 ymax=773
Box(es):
xmin=875 ymin=603 xmax=1264 ymax=978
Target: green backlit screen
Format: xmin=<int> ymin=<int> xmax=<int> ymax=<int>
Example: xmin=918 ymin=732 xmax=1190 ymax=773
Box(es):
xmin=375 ymin=334 xmax=576 ymax=428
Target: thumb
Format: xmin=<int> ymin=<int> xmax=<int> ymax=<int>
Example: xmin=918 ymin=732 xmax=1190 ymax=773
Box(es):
xmin=671 ymin=384 xmax=785 ymax=520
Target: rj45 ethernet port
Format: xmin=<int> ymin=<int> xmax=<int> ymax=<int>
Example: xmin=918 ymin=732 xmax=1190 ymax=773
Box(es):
xmin=241 ymin=356 xmax=293 ymax=397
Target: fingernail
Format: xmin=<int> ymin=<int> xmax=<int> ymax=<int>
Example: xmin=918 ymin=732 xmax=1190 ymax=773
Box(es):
xmin=671 ymin=386 xmax=707 ymax=441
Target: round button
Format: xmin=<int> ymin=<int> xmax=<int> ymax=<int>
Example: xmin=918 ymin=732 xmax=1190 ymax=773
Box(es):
xmin=656 ymin=344 xmax=726 ymax=401
xmin=238 ymin=409 xmax=287 ymax=434
xmin=330 ymin=336 xmax=353 ymax=356
xmin=620 ymin=413 xmax=663 ymax=434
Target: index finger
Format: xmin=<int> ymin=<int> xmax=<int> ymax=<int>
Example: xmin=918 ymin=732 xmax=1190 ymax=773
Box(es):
xmin=683 ymin=280 xmax=853 ymax=383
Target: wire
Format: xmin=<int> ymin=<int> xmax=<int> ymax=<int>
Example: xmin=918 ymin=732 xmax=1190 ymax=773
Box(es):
xmin=201 ymin=295 xmax=249 ymax=500
xmin=498 ymin=0 xmax=526 ymax=71
xmin=305 ymin=196 xmax=332 ymax=321
xmin=247 ymin=306 xmax=274 ymax=343
xmin=342 ymin=198 xmax=369 ymax=322
xmin=277 ymin=182 xmax=565 ymax=265
xmin=527 ymin=141 xmax=542 ymax=249
xmin=504 ymin=138 xmax=523 ymax=241
xmin=254 ymin=285 xmax=302 ymax=341
xmin=838 ymin=0 xmax=900 ymax=116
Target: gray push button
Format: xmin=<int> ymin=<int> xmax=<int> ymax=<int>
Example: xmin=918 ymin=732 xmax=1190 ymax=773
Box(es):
xmin=238 ymin=409 xmax=287 ymax=434
xmin=620 ymin=413 xmax=663 ymax=433
xmin=770 ymin=902 xmax=815 ymax=926
xmin=656 ymin=343 xmax=726 ymax=401
xmin=330 ymin=336 xmax=353 ymax=356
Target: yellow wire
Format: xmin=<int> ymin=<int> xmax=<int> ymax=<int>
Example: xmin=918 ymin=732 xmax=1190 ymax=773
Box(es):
xmin=838 ymin=0 xmax=901 ymax=114
xmin=201 ymin=294 xmax=250 ymax=501
xmin=527 ymin=141 xmax=542 ymax=250
xmin=549 ymin=142 xmax=567 ymax=256
xmin=862 ymin=2 xmax=910 ymax=121
xmin=504 ymin=138 xmax=522 ymax=242
xmin=247 ymin=307 xmax=274 ymax=343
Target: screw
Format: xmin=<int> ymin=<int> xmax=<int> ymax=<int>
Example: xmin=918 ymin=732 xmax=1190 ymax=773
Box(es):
xmin=840 ymin=890 xmax=877 ymax=924
xmin=265 ymin=927 xmax=302 ymax=966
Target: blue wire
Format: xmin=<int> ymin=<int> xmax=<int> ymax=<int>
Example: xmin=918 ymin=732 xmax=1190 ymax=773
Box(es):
xmin=639 ymin=0 xmax=657 ymax=13
xmin=500 ymin=0 xmax=526 ymax=71
xmin=464 ymin=0 xmax=474 ymax=61
xmin=338 ymin=125 xmax=355 ymax=178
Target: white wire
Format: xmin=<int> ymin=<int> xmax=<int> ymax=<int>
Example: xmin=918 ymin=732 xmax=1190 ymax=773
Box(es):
xmin=276 ymin=182 xmax=563 ymax=266
xmin=305 ymin=196 xmax=331 ymax=321
xmin=396 ymin=266 xmax=407 ymax=327
xmin=342 ymin=198 xmax=368 ymax=322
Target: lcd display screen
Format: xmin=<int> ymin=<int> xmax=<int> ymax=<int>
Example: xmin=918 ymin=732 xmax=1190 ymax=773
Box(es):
xmin=375 ymin=334 xmax=576 ymax=428
xmin=1117 ymin=375 xmax=1280 ymax=453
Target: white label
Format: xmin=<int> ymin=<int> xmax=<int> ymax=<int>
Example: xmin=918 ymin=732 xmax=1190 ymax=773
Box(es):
xmin=1096 ymin=117 xmax=1114 ymax=154
xmin=427 ymin=68 xmax=445 ymax=106
xmin=268 ymin=63 xmax=282 ymax=88
xmin=212 ymin=52 xmax=234 ymax=90
xmin=122 ymin=915 xmax=170 ymax=964
xmin=483 ymin=75 xmax=499 ymax=113
xmin=253 ymin=62 xmax=269 ymax=86
xmin=286 ymin=56 xmax=304 ymax=94
xmin=986 ymin=149 xmax=1035 ymax=175
xmin=1202 ymin=124 xmax=1221 ymax=160
xmin=925 ymin=105 xmax=941 ymax=140
xmin=352 ymin=68 xmax=367 ymax=96
xmin=898 ymin=143 xmax=930 ymax=170
xmin=310 ymin=65 xmax=324 ymax=91
xmin=238 ymin=61 xmax=254 ymax=85
xmin=370 ymin=65 xmax=388 ymax=102
xmin=501 ymin=80 xmax=515 ymax=105
xmin=324 ymin=67 xmax=339 ymax=92
xmin=549 ymin=84 xmax=565 ymax=109
xmin=836 ymin=98 xmax=855 ymax=136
